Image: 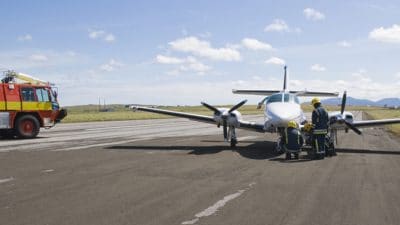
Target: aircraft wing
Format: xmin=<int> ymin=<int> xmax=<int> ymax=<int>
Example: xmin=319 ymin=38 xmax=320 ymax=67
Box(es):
xmin=132 ymin=106 xmax=216 ymax=124
xmin=232 ymin=89 xmax=280 ymax=96
xmin=131 ymin=106 xmax=265 ymax=133
xmin=352 ymin=118 xmax=400 ymax=128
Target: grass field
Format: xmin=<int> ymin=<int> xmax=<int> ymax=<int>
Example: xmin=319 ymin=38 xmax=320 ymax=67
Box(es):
xmin=62 ymin=104 xmax=263 ymax=123
xmin=63 ymin=104 xmax=400 ymax=135
xmin=364 ymin=110 xmax=400 ymax=135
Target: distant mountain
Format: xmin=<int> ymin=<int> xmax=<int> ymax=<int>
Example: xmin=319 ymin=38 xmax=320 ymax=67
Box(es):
xmin=321 ymin=97 xmax=400 ymax=107
xmin=376 ymin=98 xmax=400 ymax=107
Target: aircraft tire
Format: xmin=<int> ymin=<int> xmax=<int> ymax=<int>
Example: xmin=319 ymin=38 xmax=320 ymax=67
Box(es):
xmin=230 ymin=138 xmax=237 ymax=148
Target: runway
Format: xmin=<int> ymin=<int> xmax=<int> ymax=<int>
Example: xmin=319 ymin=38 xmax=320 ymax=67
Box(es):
xmin=1 ymin=113 xmax=400 ymax=225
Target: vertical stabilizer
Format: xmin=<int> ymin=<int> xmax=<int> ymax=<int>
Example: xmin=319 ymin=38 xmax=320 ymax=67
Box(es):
xmin=283 ymin=65 xmax=287 ymax=91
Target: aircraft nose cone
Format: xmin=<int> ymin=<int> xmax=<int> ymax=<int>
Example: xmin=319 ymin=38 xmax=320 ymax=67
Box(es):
xmin=267 ymin=103 xmax=302 ymax=127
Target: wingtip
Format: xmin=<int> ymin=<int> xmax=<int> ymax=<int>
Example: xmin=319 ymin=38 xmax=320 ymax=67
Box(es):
xmin=130 ymin=105 xmax=139 ymax=111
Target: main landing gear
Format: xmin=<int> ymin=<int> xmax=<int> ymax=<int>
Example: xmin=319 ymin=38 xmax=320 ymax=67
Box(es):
xmin=228 ymin=126 xmax=237 ymax=148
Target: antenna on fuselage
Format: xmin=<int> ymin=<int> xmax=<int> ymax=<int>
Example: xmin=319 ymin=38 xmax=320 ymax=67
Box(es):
xmin=283 ymin=65 xmax=288 ymax=91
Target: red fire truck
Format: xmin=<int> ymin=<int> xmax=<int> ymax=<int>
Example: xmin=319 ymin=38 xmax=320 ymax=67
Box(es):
xmin=0 ymin=71 xmax=67 ymax=138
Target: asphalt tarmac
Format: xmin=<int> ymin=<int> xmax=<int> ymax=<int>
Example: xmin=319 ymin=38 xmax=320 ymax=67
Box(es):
xmin=1 ymin=113 xmax=400 ymax=225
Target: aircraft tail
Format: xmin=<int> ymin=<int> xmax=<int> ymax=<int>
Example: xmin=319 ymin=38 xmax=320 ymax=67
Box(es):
xmin=283 ymin=65 xmax=287 ymax=91
xmin=232 ymin=65 xmax=339 ymax=97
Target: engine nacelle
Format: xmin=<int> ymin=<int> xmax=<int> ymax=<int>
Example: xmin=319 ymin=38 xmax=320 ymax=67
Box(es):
xmin=329 ymin=111 xmax=354 ymax=128
xmin=213 ymin=108 xmax=242 ymax=127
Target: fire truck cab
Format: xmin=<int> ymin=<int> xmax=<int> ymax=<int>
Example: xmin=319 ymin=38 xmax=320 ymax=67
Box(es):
xmin=0 ymin=71 xmax=67 ymax=138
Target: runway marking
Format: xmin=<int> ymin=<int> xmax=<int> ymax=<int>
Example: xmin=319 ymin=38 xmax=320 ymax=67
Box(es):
xmin=181 ymin=182 xmax=256 ymax=225
xmin=238 ymin=135 xmax=259 ymax=141
xmin=0 ymin=177 xmax=14 ymax=184
xmin=52 ymin=138 xmax=151 ymax=152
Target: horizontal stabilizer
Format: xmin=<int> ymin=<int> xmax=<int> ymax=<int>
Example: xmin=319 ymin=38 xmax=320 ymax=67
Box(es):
xmin=232 ymin=89 xmax=281 ymax=96
xmin=294 ymin=91 xmax=339 ymax=97
xmin=232 ymin=89 xmax=339 ymax=97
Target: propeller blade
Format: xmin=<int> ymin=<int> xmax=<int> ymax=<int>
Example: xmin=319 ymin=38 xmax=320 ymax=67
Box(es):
xmin=201 ymin=101 xmax=220 ymax=114
xmin=344 ymin=121 xmax=362 ymax=135
xmin=223 ymin=120 xmax=228 ymax=140
xmin=229 ymin=99 xmax=247 ymax=113
xmin=340 ymin=91 xmax=347 ymax=115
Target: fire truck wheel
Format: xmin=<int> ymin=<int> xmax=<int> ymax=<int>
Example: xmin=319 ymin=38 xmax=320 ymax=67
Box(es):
xmin=15 ymin=115 xmax=40 ymax=139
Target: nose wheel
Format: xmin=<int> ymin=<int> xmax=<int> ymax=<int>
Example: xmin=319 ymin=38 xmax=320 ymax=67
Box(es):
xmin=275 ymin=137 xmax=285 ymax=154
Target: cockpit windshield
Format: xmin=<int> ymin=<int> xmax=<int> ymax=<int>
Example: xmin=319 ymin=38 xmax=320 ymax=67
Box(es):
xmin=266 ymin=93 xmax=300 ymax=104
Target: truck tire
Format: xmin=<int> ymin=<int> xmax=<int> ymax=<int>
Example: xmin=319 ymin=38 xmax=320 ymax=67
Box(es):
xmin=15 ymin=115 xmax=40 ymax=139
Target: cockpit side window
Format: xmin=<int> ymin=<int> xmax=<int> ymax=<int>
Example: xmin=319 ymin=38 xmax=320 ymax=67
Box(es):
xmin=267 ymin=94 xmax=283 ymax=103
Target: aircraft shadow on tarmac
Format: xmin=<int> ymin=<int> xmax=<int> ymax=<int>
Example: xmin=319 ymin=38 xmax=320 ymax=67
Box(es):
xmin=107 ymin=140 xmax=400 ymax=162
xmin=335 ymin=148 xmax=400 ymax=155
xmin=107 ymin=140 xmax=281 ymax=160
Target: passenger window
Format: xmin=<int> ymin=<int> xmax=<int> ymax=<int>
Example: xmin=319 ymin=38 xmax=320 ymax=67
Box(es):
xmin=21 ymin=88 xmax=35 ymax=101
xmin=36 ymin=88 xmax=50 ymax=102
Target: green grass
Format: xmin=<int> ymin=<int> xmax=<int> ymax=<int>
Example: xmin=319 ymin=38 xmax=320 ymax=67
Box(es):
xmin=364 ymin=109 xmax=400 ymax=136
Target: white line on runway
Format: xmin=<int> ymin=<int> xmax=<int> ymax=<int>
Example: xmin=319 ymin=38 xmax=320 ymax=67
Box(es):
xmin=181 ymin=182 xmax=256 ymax=225
xmin=51 ymin=138 xmax=151 ymax=151
xmin=0 ymin=177 xmax=14 ymax=184
xmin=238 ymin=135 xmax=260 ymax=141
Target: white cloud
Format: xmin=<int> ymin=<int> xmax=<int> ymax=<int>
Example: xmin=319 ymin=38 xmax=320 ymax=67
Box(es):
xmin=310 ymin=64 xmax=326 ymax=72
xmin=17 ymin=34 xmax=32 ymax=42
xmin=99 ymin=59 xmax=124 ymax=72
xmin=351 ymin=69 xmax=371 ymax=82
xmin=264 ymin=19 xmax=301 ymax=33
xmin=265 ymin=57 xmax=285 ymax=65
xmin=29 ymin=54 xmax=48 ymax=62
xmin=179 ymin=58 xmax=211 ymax=74
xmin=104 ymin=34 xmax=115 ymax=42
xmin=89 ymin=30 xmax=105 ymax=39
xmin=241 ymin=38 xmax=273 ymax=51
xmin=303 ymin=8 xmax=325 ymax=21
xmin=88 ymin=29 xmax=116 ymax=43
xmin=156 ymin=55 xmax=211 ymax=74
xmin=169 ymin=36 xmax=241 ymax=61
xmin=264 ymin=19 xmax=289 ymax=32
xmin=337 ymin=41 xmax=352 ymax=47
xmin=156 ymin=55 xmax=185 ymax=64
xmin=369 ymin=24 xmax=400 ymax=43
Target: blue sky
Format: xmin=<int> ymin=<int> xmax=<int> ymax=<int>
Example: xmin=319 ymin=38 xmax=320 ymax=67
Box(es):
xmin=1 ymin=0 xmax=400 ymax=106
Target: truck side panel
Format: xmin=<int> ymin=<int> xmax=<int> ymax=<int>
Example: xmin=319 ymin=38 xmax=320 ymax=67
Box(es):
xmin=0 ymin=84 xmax=5 ymax=110
xmin=22 ymin=102 xmax=53 ymax=111
xmin=4 ymin=84 xmax=21 ymax=110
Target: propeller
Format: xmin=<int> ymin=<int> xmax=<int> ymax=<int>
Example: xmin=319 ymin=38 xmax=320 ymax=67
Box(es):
xmin=200 ymin=101 xmax=220 ymax=115
xmin=334 ymin=91 xmax=362 ymax=135
xmin=201 ymin=100 xmax=247 ymax=140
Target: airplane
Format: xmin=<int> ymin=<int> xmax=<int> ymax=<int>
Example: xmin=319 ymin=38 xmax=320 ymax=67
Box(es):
xmin=131 ymin=66 xmax=400 ymax=153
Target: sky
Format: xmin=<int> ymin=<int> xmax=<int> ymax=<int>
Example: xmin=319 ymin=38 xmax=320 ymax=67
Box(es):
xmin=1 ymin=0 xmax=400 ymax=106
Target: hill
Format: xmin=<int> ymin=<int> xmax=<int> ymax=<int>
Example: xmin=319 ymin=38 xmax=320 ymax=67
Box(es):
xmin=322 ymin=97 xmax=400 ymax=107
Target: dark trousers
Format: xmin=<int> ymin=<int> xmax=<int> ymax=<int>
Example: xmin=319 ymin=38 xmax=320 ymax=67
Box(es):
xmin=313 ymin=134 xmax=326 ymax=154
